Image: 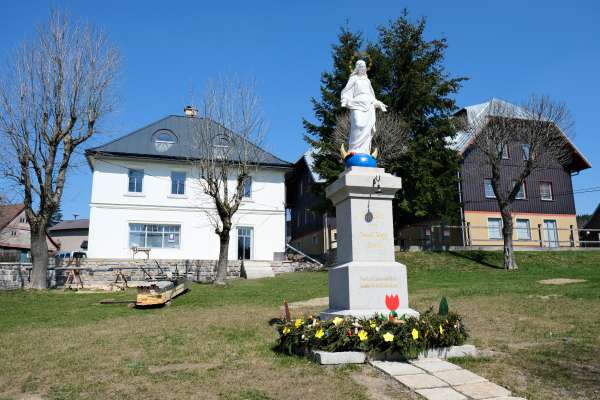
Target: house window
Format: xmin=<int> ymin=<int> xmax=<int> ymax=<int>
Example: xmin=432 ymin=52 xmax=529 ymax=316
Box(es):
xmin=242 ymin=176 xmax=252 ymax=198
xmin=19 ymin=217 xmax=26 ymax=223
xmin=129 ymin=224 xmax=180 ymax=248
xmin=237 ymin=226 xmax=253 ymax=260
xmin=488 ymin=218 xmax=502 ymax=239
xmin=11 ymin=230 xmax=17 ymax=237
xmin=522 ymin=144 xmax=531 ymax=160
xmin=128 ymin=169 xmax=144 ymax=193
xmin=513 ymin=181 xmax=527 ymax=199
xmin=540 ymin=182 xmax=553 ymax=201
xmin=516 ymin=219 xmax=531 ymax=240
xmin=484 ymin=179 xmax=496 ymax=198
xmin=498 ymin=144 xmax=509 ymax=159
xmin=171 ymin=171 xmax=186 ymax=195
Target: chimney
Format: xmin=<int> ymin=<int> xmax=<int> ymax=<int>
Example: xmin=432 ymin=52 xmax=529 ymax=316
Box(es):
xmin=184 ymin=105 xmax=198 ymax=118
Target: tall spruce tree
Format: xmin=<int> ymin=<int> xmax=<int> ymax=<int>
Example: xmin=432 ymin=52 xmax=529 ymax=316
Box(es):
xmin=304 ymin=11 xmax=466 ymax=223
xmin=376 ymin=11 xmax=467 ymax=223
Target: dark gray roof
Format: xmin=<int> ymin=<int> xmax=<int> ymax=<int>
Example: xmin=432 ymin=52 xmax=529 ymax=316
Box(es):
xmin=86 ymin=115 xmax=291 ymax=168
xmin=48 ymin=219 xmax=89 ymax=232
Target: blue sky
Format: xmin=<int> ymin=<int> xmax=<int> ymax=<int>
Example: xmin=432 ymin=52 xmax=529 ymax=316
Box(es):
xmin=1 ymin=1 xmax=599 ymax=218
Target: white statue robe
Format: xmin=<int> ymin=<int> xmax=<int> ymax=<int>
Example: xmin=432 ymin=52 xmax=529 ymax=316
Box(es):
xmin=341 ymin=75 xmax=377 ymax=154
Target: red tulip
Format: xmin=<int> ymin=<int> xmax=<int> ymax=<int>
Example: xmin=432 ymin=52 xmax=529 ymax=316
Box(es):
xmin=385 ymin=294 xmax=399 ymax=311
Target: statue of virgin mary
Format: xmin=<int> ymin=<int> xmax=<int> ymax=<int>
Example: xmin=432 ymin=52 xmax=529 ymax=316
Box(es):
xmin=341 ymin=60 xmax=387 ymax=156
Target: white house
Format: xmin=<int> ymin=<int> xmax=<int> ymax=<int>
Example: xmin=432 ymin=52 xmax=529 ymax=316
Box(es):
xmin=85 ymin=110 xmax=290 ymax=261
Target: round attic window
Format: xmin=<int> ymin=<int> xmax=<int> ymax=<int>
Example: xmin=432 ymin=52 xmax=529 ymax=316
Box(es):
xmin=152 ymin=129 xmax=177 ymax=152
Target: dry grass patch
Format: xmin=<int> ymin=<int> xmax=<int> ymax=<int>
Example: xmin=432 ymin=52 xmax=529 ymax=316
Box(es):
xmin=0 ymin=303 xmax=371 ymax=400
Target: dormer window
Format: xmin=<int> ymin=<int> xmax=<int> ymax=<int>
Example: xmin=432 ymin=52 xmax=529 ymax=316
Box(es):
xmin=153 ymin=129 xmax=177 ymax=152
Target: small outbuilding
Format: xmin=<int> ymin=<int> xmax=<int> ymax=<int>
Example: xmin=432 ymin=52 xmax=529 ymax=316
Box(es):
xmin=0 ymin=203 xmax=59 ymax=262
xmin=48 ymin=218 xmax=90 ymax=253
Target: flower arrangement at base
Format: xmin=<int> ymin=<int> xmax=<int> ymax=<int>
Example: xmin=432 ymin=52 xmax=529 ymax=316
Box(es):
xmin=273 ymin=309 xmax=468 ymax=360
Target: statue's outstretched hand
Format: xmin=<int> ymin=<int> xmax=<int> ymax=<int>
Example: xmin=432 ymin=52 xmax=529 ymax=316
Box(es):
xmin=376 ymin=100 xmax=388 ymax=112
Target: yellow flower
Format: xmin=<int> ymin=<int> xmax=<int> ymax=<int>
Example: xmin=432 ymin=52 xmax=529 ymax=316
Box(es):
xmin=369 ymin=320 xmax=377 ymax=329
xmin=314 ymin=329 xmax=325 ymax=339
xmin=282 ymin=327 xmax=291 ymax=335
xmin=358 ymin=330 xmax=368 ymax=341
xmin=294 ymin=319 xmax=303 ymax=328
xmin=439 ymin=324 xmax=444 ymax=335
xmin=383 ymin=332 xmax=394 ymax=342
xmin=332 ymin=317 xmax=344 ymax=327
xmin=412 ymin=328 xmax=419 ymax=340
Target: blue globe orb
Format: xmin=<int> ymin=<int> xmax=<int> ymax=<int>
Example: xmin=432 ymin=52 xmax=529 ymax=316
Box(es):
xmin=345 ymin=153 xmax=377 ymax=168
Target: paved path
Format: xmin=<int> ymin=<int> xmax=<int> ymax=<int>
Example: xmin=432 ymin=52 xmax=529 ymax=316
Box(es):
xmin=370 ymin=358 xmax=525 ymax=400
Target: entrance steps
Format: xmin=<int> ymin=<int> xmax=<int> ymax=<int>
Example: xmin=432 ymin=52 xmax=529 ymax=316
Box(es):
xmin=241 ymin=260 xmax=275 ymax=279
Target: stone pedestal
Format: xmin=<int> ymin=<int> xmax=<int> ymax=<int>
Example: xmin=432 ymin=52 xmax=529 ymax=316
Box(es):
xmin=321 ymin=167 xmax=418 ymax=319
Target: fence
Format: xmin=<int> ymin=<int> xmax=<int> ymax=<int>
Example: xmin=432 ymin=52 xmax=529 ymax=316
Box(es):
xmin=397 ymin=223 xmax=600 ymax=251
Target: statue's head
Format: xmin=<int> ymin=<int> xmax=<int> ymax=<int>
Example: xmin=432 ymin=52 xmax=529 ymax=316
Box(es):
xmin=354 ymin=60 xmax=367 ymax=76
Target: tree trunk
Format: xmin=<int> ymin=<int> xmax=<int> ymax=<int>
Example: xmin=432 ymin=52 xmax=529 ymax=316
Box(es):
xmin=214 ymin=229 xmax=230 ymax=285
xmin=500 ymin=209 xmax=518 ymax=270
xmin=30 ymin=228 xmax=49 ymax=289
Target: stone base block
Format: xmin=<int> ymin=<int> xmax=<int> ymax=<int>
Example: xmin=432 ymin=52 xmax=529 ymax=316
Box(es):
xmin=312 ymin=351 xmax=366 ymax=365
xmin=418 ymin=345 xmax=478 ymax=360
xmin=324 ymin=261 xmax=417 ymax=319
xmin=320 ymin=307 xmax=419 ymax=320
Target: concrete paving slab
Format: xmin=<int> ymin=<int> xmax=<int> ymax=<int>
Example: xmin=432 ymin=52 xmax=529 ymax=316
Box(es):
xmin=394 ymin=373 xmax=449 ymax=389
xmin=415 ymin=387 xmax=467 ymax=400
xmin=434 ymin=369 xmax=487 ymax=386
xmin=409 ymin=359 xmax=462 ymax=373
xmin=370 ymin=360 xmax=423 ymax=376
xmin=454 ymin=381 xmax=511 ymax=399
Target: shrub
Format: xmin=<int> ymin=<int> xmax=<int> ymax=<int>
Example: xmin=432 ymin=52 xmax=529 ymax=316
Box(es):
xmin=274 ymin=309 xmax=467 ymax=359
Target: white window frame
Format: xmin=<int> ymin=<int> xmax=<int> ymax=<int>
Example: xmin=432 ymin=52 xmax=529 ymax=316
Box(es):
xmin=237 ymin=226 xmax=254 ymax=260
xmin=516 ymin=219 xmax=531 ymax=240
xmin=540 ymin=182 xmax=553 ymax=201
xmin=498 ymin=143 xmax=509 ymax=159
xmin=522 ymin=144 xmax=531 ymax=160
xmin=170 ymin=171 xmax=186 ymax=195
xmin=514 ymin=181 xmax=527 ymax=200
xmin=488 ymin=218 xmax=503 ymax=240
xmin=242 ymin=176 xmax=252 ymax=199
xmin=127 ymin=169 xmax=144 ymax=193
xmin=129 ymin=223 xmax=181 ymax=249
xmin=484 ymin=179 xmax=496 ymax=199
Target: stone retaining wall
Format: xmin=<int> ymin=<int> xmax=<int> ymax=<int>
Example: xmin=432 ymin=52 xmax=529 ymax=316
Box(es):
xmin=0 ymin=258 xmax=323 ymax=290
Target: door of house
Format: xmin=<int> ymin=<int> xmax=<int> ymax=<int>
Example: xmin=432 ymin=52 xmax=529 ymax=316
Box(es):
xmin=544 ymin=220 xmax=559 ymax=248
xmin=237 ymin=226 xmax=253 ymax=260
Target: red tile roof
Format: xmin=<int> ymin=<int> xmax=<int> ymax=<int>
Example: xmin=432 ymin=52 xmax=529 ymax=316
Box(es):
xmin=0 ymin=203 xmax=25 ymax=230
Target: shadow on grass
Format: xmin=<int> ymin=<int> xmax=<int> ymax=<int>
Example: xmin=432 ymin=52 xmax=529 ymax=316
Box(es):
xmin=447 ymin=251 xmax=504 ymax=270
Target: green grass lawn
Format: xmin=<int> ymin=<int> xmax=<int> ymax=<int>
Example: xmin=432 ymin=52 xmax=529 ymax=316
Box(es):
xmin=0 ymin=251 xmax=599 ymax=400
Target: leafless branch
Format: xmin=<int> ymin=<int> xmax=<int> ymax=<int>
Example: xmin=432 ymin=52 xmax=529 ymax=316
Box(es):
xmin=188 ymin=76 xmax=267 ymax=284
xmin=332 ymin=111 xmax=409 ymax=168
xmin=0 ymin=10 xmax=119 ymax=288
xmin=467 ymin=95 xmax=574 ymax=269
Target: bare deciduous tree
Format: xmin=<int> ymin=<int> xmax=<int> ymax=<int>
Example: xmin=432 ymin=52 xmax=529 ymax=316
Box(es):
xmin=0 ymin=11 xmax=119 ymax=288
xmin=467 ymin=96 xmax=572 ymax=270
xmin=332 ymin=111 xmax=409 ymax=169
xmin=189 ymin=78 xmax=267 ymax=285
